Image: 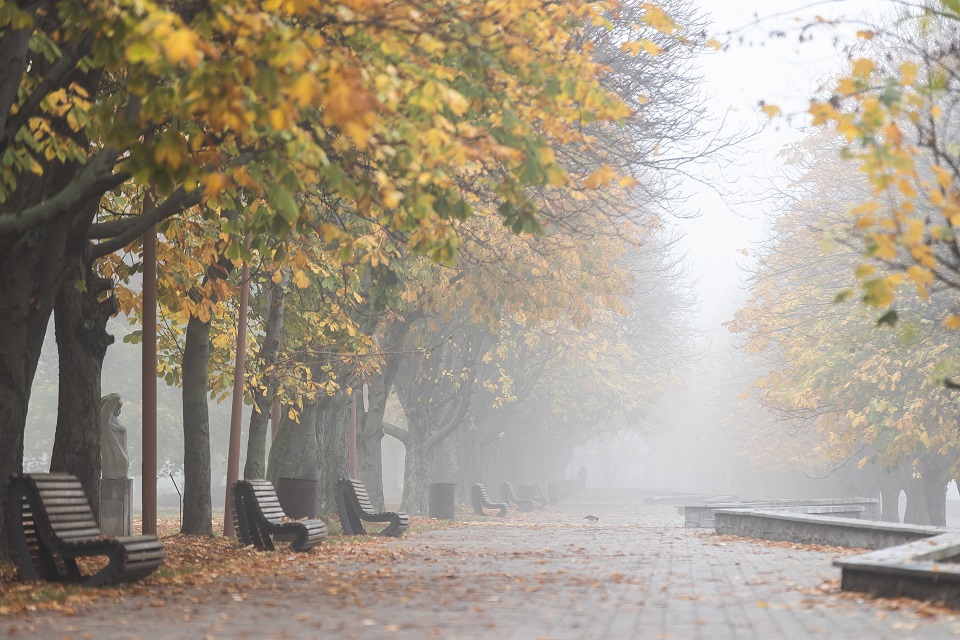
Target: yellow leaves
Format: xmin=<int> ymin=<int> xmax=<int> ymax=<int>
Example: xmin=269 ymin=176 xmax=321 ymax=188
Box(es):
xmin=321 ymin=63 xmax=376 ymax=149
xmin=292 ymin=270 xmax=310 ymax=289
xmin=154 ymin=131 xmax=188 ymax=170
xmin=900 ymin=61 xmax=918 ymax=86
xmin=445 ymin=89 xmax=470 ymax=116
xmin=809 ymin=102 xmax=836 ymax=126
xmin=584 ymin=164 xmax=617 ymax=189
xmin=851 ymin=57 xmax=875 ymax=78
xmin=862 ymin=274 xmax=902 ymax=308
xmin=202 ymin=172 xmax=229 ymax=198
xmin=641 ymin=5 xmax=677 ymax=34
xmin=907 ymin=265 xmax=933 ymax=300
xmin=943 ymin=315 xmax=960 ymax=331
xmin=881 ymin=122 xmax=902 ymax=148
xmin=381 ymin=189 xmax=404 ymax=209
xmin=932 ymin=165 xmax=953 ymax=190
xmin=163 ymin=28 xmax=203 ymax=68
xmin=856 ymin=30 xmax=875 ymax=40
xmin=835 ymin=77 xmax=857 ymax=97
xmin=872 ymin=234 xmax=897 ymax=260
xmin=291 ymin=74 xmax=318 ymax=108
xmin=268 ymin=108 xmax=288 ymax=131
xmin=706 ymin=38 xmax=723 ymax=50
xmin=232 ymin=167 xmax=262 ymax=193
xmin=621 ymin=39 xmax=662 ymax=57
xmin=760 ymin=103 xmax=781 ymax=119
xmin=854 ymin=264 xmax=876 ymax=279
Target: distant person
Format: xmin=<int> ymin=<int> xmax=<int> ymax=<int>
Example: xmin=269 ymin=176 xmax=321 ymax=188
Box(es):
xmin=577 ymin=465 xmax=588 ymax=491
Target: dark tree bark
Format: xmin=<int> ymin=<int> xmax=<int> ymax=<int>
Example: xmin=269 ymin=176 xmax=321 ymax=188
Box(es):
xmin=316 ymin=393 xmax=351 ymax=514
xmin=180 ymin=313 xmax=214 ymax=535
xmin=355 ymin=316 xmax=411 ymax=511
xmin=920 ymin=455 xmax=951 ymax=528
xmin=243 ymin=280 xmax=285 ymax=480
xmin=356 ymin=372 xmax=390 ymax=511
xmin=267 ymin=394 xmax=335 ymax=515
xmin=394 ymin=326 xmax=482 ymax=514
xmin=0 ymin=147 xmax=100 ymax=559
xmin=179 ymin=250 xmax=236 ymax=536
xmin=903 ymin=467 xmax=932 ymax=526
xmin=267 ymin=398 xmax=323 ymax=486
xmin=877 ymin=468 xmax=905 ymax=523
xmin=49 ymin=259 xmax=116 ymax=521
xmin=0 ymin=252 xmax=57 ymax=559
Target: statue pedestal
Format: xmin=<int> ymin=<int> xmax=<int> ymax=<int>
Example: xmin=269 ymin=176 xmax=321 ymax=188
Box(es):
xmin=100 ymin=477 xmax=133 ymax=536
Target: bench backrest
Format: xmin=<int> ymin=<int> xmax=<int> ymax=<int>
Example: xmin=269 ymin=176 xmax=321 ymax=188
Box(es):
xmin=347 ymin=479 xmax=376 ymax=515
xmin=477 ymin=484 xmax=492 ymax=503
xmin=241 ymin=479 xmax=288 ymax=525
xmin=28 ymin=473 xmax=102 ymax=543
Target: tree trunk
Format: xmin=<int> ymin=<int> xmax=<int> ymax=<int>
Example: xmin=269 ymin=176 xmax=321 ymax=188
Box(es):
xmin=877 ymin=468 xmax=904 ymax=523
xmin=0 ymin=57 xmax=102 ymax=558
xmin=400 ymin=422 xmax=430 ymax=515
xmin=181 ymin=314 xmax=213 ymax=536
xmin=267 ymin=399 xmax=322 ymax=484
xmin=357 ymin=373 xmax=388 ymax=511
xmin=924 ymin=478 xmax=948 ymax=527
xmin=316 ymin=392 xmax=351 ymax=514
xmin=920 ymin=455 xmax=950 ymax=528
xmin=355 ymin=317 xmax=411 ymax=510
xmin=903 ymin=471 xmax=931 ymax=526
xmin=0 ymin=290 xmax=52 ymax=559
xmin=243 ymin=281 xmax=284 ymax=480
xmin=49 ymin=264 xmax=116 ymax=521
xmin=0 ymin=175 xmax=84 ymax=558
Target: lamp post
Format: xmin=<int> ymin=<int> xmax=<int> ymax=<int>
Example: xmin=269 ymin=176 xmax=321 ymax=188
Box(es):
xmin=141 ymin=217 xmax=157 ymax=536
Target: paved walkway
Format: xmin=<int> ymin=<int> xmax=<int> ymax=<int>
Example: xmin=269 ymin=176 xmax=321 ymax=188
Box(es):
xmin=11 ymin=490 xmax=960 ymax=638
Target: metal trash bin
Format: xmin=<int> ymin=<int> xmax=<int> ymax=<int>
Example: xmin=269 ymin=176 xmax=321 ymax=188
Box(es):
xmin=276 ymin=477 xmax=318 ymax=519
xmin=428 ymin=482 xmax=456 ymax=520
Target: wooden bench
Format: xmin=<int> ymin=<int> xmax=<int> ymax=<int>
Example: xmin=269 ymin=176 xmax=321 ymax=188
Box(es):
xmin=519 ymin=484 xmax=550 ymax=509
xmin=501 ymin=482 xmax=534 ymax=512
xmin=335 ymin=478 xmax=408 ymax=537
xmin=7 ymin=473 xmax=165 ymax=586
xmin=470 ymin=483 xmax=508 ymax=517
xmin=232 ymin=479 xmax=327 ymax=552
xmin=531 ymin=482 xmax=559 ymax=505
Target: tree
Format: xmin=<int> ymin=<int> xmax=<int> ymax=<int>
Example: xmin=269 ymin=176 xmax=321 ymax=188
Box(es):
xmin=3 ymin=0 xmax=686 ymax=553
xmin=730 ymin=132 xmax=960 ymax=525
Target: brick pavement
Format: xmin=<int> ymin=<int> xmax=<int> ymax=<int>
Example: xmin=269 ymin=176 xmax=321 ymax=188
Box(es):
xmin=10 ymin=489 xmax=960 ymax=639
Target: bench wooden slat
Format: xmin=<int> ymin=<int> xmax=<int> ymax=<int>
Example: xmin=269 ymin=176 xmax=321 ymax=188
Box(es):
xmin=471 ymin=483 xmax=508 ymax=517
xmin=231 ymin=480 xmax=327 ymax=552
xmin=335 ymin=478 xmax=408 ymax=537
xmin=501 ymin=482 xmax=534 ymax=512
xmin=7 ymin=473 xmax=165 ymax=586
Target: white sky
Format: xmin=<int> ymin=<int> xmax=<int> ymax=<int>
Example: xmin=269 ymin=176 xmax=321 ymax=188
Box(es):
xmin=679 ymin=0 xmax=894 ymax=334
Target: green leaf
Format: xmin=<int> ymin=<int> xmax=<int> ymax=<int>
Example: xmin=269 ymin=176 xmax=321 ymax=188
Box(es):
xmin=833 ymin=289 xmax=853 ymax=303
xmin=876 ymin=310 xmax=898 ymax=327
xmin=268 ymin=184 xmax=299 ymax=224
xmin=941 ymin=0 xmax=960 ymax=17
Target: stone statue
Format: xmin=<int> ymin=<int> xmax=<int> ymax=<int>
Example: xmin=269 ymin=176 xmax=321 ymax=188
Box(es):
xmin=100 ymin=393 xmax=129 ymax=480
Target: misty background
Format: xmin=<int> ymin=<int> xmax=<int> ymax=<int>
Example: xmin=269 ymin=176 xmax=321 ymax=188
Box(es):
xmin=22 ymin=0 xmax=958 ymax=523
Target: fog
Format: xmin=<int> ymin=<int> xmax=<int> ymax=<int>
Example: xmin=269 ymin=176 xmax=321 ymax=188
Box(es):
xmin=15 ymin=0 xmax=960 ymax=532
